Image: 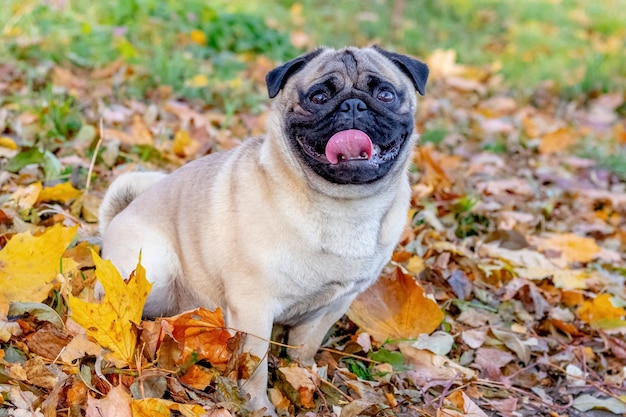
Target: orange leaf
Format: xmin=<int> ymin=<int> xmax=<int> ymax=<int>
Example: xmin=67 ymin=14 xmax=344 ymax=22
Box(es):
xmin=577 ymin=294 xmax=626 ymax=325
xmin=414 ymin=144 xmax=455 ymax=191
xmin=347 ymin=269 xmax=444 ymax=343
xmin=160 ymin=307 xmax=232 ymax=366
xmin=542 ymin=233 xmax=600 ymax=263
xmin=539 ymin=127 xmax=576 ymax=154
xmin=179 ymin=364 xmax=214 ymax=390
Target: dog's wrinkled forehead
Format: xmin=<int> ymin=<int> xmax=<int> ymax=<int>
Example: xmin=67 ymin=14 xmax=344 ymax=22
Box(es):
xmin=295 ymin=47 xmax=410 ymax=90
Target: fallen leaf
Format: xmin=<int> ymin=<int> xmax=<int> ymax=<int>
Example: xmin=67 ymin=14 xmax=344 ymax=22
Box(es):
xmin=0 ymin=316 xmax=22 ymax=342
xmin=86 ymin=385 xmax=132 ymax=417
xmin=59 ymin=332 xmax=102 ymax=363
xmin=441 ymin=390 xmax=489 ymax=417
xmin=8 ymin=182 xmax=42 ymax=211
xmin=347 ymin=268 xmax=444 ymax=343
xmin=0 ymin=224 xmax=78 ymax=303
xmin=24 ymin=322 xmax=72 ymax=360
xmin=37 ymin=182 xmax=82 ymax=204
xmin=23 ymin=356 xmax=57 ymax=389
xmin=276 ymin=366 xmax=318 ymax=408
xmin=0 ymin=134 xmax=17 ymax=148
xmin=159 ymin=307 xmax=232 ymax=366
xmin=539 ymin=127 xmax=576 ymax=154
xmin=540 ymin=233 xmax=600 ymax=263
xmin=172 ymin=130 xmax=200 ymax=158
xmin=572 ymin=394 xmax=626 ymax=414
xmin=179 ymin=364 xmax=214 ymax=390
xmin=413 ymin=331 xmax=455 ymax=355
xmin=131 ymin=398 xmax=206 ymax=417
xmin=69 ymin=250 xmax=152 ymax=365
xmin=577 ymin=294 xmax=626 ymax=326
xmin=8 ymin=301 xmax=64 ymax=328
xmin=130 ymin=114 xmax=153 ymax=145
xmin=401 ymin=343 xmax=474 ymax=384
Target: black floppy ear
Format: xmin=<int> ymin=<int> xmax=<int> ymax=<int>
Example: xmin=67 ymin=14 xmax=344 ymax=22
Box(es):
xmin=372 ymin=46 xmax=429 ymax=96
xmin=266 ymin=48 xmax=325 ymax=98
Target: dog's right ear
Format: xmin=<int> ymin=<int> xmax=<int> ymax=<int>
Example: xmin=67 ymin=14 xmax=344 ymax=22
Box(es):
xmin=266 ymin=48 xmax=324 ymax=99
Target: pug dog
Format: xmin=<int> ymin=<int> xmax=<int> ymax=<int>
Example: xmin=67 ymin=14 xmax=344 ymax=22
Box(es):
xmin=98 ymin=46 xmax=428 ymax=415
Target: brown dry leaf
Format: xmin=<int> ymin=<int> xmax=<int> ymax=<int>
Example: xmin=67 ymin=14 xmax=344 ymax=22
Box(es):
xmin=400 ymin=342 xmax=475 ymax=383
xmin=23 ymin=356 xmax=57 ymax=389
xmin=540 ymin=233 xmax=600 ymax=263
xmin=160 ymin=307 xmax=232 ymax=366
xmin=91 ymin=58 xmax=124 ymax=79
xmin=539 ymin=127 xmax=577 ymax=154
xmin=52 ymin=66 xmax=88 ymax=93
xmin=59 ymin=332 xmax=102 ymax=363
xmin=24 ymin=322 xmax=73 ymax=360
xmin=130 ymin=114 xmax=154 ymax=145
xmin=348 ymin=269 xmax=443 ymax=342
xmin=131 ymin=398 xmax=206 ymax=417
xmin=0 ymin=224 xmax=78 ymax=303
xmin=426 ymin=49 xmax=467 ymax=79
xmin=86 ymin=384 xmax=132 ymax=417
xmin=414 ymin=144 xmax=456 ymax=191
xmin=276 ymin=366 xmax=318 ymax=408
xmin=439 ymin=390 xmax=489 ymax=417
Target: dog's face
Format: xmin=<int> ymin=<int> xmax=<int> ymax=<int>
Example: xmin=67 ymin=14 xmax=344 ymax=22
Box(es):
xmin=266 ymin=46 xmax=428 ymax=186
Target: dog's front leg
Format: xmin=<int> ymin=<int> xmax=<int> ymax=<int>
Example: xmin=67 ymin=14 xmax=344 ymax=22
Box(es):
xmin=286 ymin=298 xmax=353 ymax=366
xmin=225 ymin=303 xmax=277 ymax=416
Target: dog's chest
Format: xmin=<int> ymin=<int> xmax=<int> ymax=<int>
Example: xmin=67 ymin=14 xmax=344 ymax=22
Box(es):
xmin=270 ymin=216 xmax=391 ymax=325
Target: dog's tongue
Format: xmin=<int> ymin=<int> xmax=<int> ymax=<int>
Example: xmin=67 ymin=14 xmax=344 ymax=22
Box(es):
xmin=325 ymin=129 xmax=373 ymax=164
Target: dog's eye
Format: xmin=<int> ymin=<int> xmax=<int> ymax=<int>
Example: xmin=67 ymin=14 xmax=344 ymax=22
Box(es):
xmin=310 ymin=91 xmax=329 ymax=105
xmin=376 ymin=89 xmax=395 ymax=103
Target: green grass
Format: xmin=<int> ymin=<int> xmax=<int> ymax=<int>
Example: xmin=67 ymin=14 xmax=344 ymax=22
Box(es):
xmin=276 ymin=0 xmax=626 ymax=93
xmin=1 ymin=0 xmax=625 ymax=96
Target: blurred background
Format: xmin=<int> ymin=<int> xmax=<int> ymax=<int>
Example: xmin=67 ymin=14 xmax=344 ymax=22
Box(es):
xmin=2 ymin=0 xmax=625 ymax=98
xmin=0 ymin=0 xmax=625 ymax=183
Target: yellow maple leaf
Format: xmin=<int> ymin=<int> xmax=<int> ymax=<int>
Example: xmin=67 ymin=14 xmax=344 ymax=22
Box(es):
xmin=69 ymin=250 xmax=152 ymax=366
xmin=37 ymin=182 xmax=82 ymax=204
xmin=0 ymin=224 xmax=78 ymax=303
xmin=348 ymin=268 xmax=444 ymax=343
xmin=577 ymin=294 xmax=626 ymax=326
xmin=131 ymin=398 xmax=205 ymax=417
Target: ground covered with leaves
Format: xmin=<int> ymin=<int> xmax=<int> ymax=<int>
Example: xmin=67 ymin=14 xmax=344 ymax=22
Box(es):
xmin=1 ymin=2 xmax=626 ymax=417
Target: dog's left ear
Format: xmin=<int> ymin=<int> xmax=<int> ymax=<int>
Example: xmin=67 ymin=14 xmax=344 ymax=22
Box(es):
xmin=372 ymin=46 xmax=429 ymax=96
xmin=266 ymin=48 xmax=325 ymax=98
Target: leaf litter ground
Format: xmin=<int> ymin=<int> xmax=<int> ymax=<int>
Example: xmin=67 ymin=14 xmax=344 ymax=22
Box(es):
xmin=0 ymin=51 xmax=625 ymax=417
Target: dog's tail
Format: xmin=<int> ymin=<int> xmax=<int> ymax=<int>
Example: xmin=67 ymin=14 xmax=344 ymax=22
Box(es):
xmin=99 ymin=172 xmax=167 ymax=234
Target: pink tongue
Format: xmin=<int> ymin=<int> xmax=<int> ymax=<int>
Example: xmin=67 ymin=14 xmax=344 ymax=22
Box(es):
xmin=325 ymin=129 xmax=373 ymax=164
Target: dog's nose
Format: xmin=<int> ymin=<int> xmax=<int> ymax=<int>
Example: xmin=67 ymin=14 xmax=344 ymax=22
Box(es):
xmin=340 ymin=98 xmax=367 ymax=114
